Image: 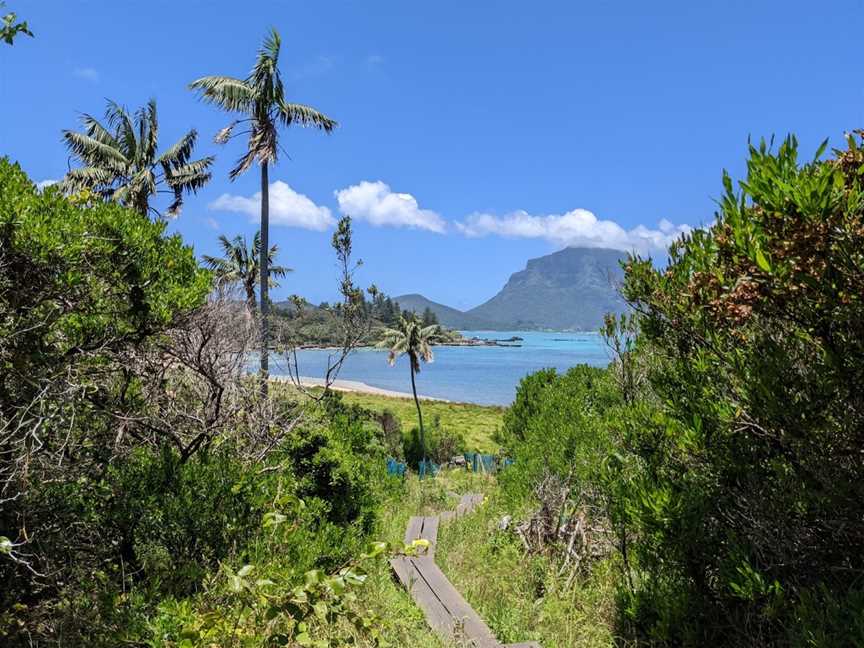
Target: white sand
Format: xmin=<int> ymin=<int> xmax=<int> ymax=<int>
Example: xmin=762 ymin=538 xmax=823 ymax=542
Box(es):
xmin=271 ymin=375 xmax=450 ymax=402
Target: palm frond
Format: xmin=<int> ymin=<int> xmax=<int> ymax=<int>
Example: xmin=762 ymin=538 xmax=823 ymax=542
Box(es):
xmin=104 ymin=100 xmax=138 ymax=160
xmin=80 ymin=113 xmax=119 ymax=148
xmin=62 ymin=130 xmax=128 ymax=166
xmin=189 ymin=76 xmax=255 ymax=113
xmin=58 ymin=166 xmax=116 ymax=194
xmin=250 ymin=28 xmax=282 ymax=97
xmin=229 ymin=147 xmax=259 ymax=181
xmin=158 ymin=129 xmax=198 ymax=166
xmin=267 ymin=243 xmax=291 ymax=279
xmin=277 ymin=101 xmax=337 ymax=132
xmin=215 ymin=120 xmax=240 ymax=144
xmin=137 ymin=98 xmax=159 ymax=165
xmin=165 ymin=157 xmax=214 ymax=189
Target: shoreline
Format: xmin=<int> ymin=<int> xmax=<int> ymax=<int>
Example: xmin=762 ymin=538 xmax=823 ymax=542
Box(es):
xmin=295 ymin=337 xmax=525 ymax=351
xmin=270 ymin=374 xmax=451 ymax=402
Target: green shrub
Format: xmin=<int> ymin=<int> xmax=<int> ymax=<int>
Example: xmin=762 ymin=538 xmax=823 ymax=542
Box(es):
xmin=498 ymin=365 xmax=620 ymax=503
xmin=403 ymin=414 xmax=466 ymax=466
xmin=617 ymin=133 xmax=864 ymax=644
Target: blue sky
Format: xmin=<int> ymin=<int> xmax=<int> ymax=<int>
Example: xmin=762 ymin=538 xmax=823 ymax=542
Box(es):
xmin=2 ymin=0 xmax=862 ymax=309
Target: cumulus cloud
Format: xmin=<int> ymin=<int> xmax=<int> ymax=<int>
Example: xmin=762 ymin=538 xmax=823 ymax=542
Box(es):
xmin=73 ymin=67 xmax=99 ymax=82
xmin=209 ymin=181 xmax=335 ymax=231
xmin=36 ymin=179 xmax=58 ymax=190
xmin=335 ymin=181 xmax=446 ymax=233
xmin=455 ymin=208 xmax=691 ymax=255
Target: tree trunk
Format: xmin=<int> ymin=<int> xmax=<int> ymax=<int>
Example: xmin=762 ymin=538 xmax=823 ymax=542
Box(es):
xmin=409 ymin=358 xmax=425 ymax=464
xmin=259 ymin=161 xmax=270 ymax=398
xmin=245 ymin=281 xmax=257 ymax=316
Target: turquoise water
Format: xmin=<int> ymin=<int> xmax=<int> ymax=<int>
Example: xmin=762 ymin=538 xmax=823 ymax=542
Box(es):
xmin=271 ymin=331 xmax=610 ymax=406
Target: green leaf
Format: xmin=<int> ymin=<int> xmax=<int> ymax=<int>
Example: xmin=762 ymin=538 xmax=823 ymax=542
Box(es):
xmin=755 ymin=248 xmax=771 ymax=273
xmin=313 ymin=601 xmax=329 ymax=619
xmin=304 ymin=569 xmax=324 ymax=587
xmin=362 ymin=541 xmax=388 ymax=558
xmin=263 ymin=511 xmax=288 ymax=528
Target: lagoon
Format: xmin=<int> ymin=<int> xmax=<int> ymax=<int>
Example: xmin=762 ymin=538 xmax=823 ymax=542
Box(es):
xmin=270 ymin=330 xmax=611 ymax=406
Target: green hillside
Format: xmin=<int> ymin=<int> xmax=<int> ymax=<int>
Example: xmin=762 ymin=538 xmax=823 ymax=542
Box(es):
xmin=397 ymin=247 xmax=629 ymax=331
xmin=467 ymin=247 xmax=628 ymax=330
xmin=393 ymin=293 xmax=498 ymax=330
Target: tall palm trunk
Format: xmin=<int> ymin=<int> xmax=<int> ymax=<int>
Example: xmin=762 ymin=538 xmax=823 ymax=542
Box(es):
xmin=409 ymin=357 xmax=426 ymax=464
xmin=259 ymin=161 xmax=270 ymax=398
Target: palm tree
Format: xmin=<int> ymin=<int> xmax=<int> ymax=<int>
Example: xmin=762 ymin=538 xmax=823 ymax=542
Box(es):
xmin=189 ymin=28 xmax=337 ymax=393
xmin=60 ymin=99 xmax=213 ymax=218
xmin=202 ymin=231 xmax=290 ymax=313
xmin=377 ymin=314 xmax=441 ymax=464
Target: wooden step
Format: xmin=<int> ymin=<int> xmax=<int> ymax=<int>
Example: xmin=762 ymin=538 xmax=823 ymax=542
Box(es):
xmin=392 ymin=493 xmax=541 ymax=647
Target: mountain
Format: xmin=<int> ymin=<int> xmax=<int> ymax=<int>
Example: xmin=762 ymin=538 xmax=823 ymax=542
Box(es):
xmin=393 ymin=294 xmax=499 ymax=330
xmin=397 ymin=247 xmax=628 ymax=331
xmin=466 ymin=247 xmax=628 ymax=330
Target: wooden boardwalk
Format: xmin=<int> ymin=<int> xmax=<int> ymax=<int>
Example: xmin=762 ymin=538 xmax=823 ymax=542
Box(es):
xmin=390 ymin=493 xmax=540 ymax=648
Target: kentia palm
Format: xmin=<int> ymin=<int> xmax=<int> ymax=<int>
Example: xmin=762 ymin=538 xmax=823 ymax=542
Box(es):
xmin=60 ymin=99 xmax=213 ymax=218
xmin=189 ymin=29 xmax=336 ymax=394
xmin=377 ymin=314 xmax=441 ymax=465
xmin=202 ymin=231 xmax=290 ymax=314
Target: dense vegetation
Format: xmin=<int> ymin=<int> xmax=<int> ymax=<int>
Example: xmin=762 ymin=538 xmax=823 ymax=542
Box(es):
xmin=0 ymin=161 xmax=441 ymax=646
xmin=3 ymin=21 xmax=863 ymax=642
xmin=272 ymin=290 xmax=452 ymax=348
xmin=478 ymin=133 xmax=864 ymax=646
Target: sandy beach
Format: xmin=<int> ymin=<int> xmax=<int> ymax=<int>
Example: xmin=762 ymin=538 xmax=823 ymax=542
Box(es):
xmin=271 ymin=375 xmax=450 ymax=402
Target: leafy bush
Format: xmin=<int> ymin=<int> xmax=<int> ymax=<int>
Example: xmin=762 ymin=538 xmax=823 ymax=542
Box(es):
xmin=403 ymin=414 xmax=466 ymax=466
xmin=498 ymin=365 xmax=620 ymax=503
xmin=0 ymin=162 xmax=397 ymax=646
xmin=497 ymin=367 xmax=558 ymax=452
xmin=617 ymin=133 xmax=864 ymax=645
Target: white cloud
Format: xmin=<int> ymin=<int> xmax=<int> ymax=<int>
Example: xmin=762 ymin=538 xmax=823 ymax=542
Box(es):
xmin=73 ymin=67 xmax=99 ymax=82
xmin=455 ymin=208 xmax=691 ymax=255
xmin=36 ymin=179 xmax=58 ymax=190
xmin=205 ymin=217 xmax=220 ymax=230
xmin=335 ymin=181 xmax=446 ymax=233
xmin=209 ymin=181 xmax=335 ymax=231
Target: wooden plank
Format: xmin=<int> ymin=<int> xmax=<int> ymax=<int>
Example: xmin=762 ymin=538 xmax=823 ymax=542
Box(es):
xmin=420 ymin=515 xmax=439 ymax=556
xmin=456 ymin=492 xmax=483 ymax=517
xmin=390 ymin=556 xmax=455 ymax=636
xmin=392 ymin=493 xmax=544 ymax=648
xmin=404 ymin=516 xmax=424 ymax=545
xmin=414 ymin=560 xmax=499 ymax=648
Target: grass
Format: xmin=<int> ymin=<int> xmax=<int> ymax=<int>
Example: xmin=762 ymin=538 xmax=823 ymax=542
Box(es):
xmin=434 ymin=475 xmax=623 ymax=648
xmin=336 ymin=391 xmax=505 ymax=453
xmin=369 ymin=469 xmax=622 ymax=647
xmin=351 ymin=471 xmax=498 ymax=648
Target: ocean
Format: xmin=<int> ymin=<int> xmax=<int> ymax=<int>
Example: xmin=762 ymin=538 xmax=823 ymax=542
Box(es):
xmin=270 ymin=331 xmax=611 ymax=406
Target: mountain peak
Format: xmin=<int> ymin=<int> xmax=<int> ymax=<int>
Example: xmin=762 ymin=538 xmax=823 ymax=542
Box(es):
xmin=395 ymin=247 xmax=628 ymax=331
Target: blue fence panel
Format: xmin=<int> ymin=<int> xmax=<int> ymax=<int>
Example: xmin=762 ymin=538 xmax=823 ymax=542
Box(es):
xmin=463 ymin=453 xmax=499 ymax=473
xmin=386 ymin=457 xmax=407 ymax=477
xmin=418 ymin=460 xmax=439 ymax=480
